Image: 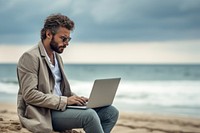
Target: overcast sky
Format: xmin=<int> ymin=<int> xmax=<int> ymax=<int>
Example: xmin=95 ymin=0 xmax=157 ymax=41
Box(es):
xmin=0 ymin=0 xmax=200 ymax=44
xmin=0 ymin=0 xmax=200 ymax=63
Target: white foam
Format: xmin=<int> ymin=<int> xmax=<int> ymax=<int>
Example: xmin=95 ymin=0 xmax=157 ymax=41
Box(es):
xmin=1 ymin=80 xmax=200 ymax=109
xmin=115 ymin=80 xmax=200 ymax=108
xmin=0 ymin=82 xmax=18 ymax=94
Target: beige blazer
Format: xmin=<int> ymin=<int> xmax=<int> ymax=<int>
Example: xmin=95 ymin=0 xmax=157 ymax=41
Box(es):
xmin=17 ymin=42 xmax=72 ymax=133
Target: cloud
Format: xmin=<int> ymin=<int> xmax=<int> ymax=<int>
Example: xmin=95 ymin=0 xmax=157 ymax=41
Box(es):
xmin=0 ymin=0 xmax=200 ymax=44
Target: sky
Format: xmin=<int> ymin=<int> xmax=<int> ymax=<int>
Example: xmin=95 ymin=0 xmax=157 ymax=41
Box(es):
xmin=0 ymin=0 xmax=200 ymax=63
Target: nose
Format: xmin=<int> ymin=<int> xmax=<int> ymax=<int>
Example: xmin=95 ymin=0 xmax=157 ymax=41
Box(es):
xmin=63 ymin=41 xmax=69 ymax=47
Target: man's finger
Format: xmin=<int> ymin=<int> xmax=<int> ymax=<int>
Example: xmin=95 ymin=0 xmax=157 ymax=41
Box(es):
xmin=75 ymin=97 xmax=86 ymax=105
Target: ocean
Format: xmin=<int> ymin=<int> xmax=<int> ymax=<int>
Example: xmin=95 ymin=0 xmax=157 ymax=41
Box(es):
xmin=0 ymin=63 xmax=200 ymax=117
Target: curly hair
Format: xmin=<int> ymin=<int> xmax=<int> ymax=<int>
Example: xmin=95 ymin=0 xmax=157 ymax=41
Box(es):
xmin=41 ymin=13 xmax=74 ymax=40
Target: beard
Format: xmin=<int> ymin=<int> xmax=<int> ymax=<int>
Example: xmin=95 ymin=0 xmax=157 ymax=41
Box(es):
xmin=50 ymin=37 xmax=66 ymax=54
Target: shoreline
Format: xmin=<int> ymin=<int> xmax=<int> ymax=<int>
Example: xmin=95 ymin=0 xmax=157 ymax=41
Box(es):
xmin=1 ymin=103 xmax=200 ymax=133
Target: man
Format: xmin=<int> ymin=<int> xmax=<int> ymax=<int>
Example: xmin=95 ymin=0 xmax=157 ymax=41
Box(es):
xmin=17 ymin=13 xmax=119 ymax=133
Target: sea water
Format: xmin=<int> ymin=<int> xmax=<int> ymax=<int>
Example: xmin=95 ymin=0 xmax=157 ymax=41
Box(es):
xmin=0 ymin=64 xmax=200 ymax=117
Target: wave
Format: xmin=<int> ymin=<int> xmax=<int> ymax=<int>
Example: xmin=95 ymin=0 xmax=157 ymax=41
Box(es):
xmin=0 ymin=79 xmax=18 ymax=84
xmin=0 ymin=81 xmax=19 ymax=94
xmin=1 ymin=79 xmax=200 ymax=113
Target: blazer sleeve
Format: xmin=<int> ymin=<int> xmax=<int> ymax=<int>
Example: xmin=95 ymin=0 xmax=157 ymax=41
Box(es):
xmin=17 ymin=52 xmax=67 ymax=111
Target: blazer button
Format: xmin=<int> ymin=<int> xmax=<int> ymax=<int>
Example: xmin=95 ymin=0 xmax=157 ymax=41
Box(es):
xmin=50 ymin=90 xmax=53 ymax=93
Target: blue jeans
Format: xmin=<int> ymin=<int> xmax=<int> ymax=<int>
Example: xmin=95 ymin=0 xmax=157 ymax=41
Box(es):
xmin=51 ymin=106 xmax=119 ymax=133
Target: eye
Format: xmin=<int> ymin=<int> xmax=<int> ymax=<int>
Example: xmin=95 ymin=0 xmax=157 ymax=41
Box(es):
xmin=60 ymin=36 xmax=71 ymax=42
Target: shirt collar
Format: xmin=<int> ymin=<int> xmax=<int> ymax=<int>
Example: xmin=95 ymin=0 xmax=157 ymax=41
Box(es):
xmin=41 ymin=43 xmax=57 ymax=66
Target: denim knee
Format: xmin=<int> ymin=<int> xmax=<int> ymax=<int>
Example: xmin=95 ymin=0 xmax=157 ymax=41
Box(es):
xmin=109 ymin=106 xmax=119 ymax=122
xmin=82 ymin=109 xmax=104 ymax=133
xmin=84 ymin=109 xmax=101 ymax=124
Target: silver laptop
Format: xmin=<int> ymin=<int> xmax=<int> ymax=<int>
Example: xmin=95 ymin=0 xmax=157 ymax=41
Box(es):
xmin=67 ymin=78 xmax=121 ymax=109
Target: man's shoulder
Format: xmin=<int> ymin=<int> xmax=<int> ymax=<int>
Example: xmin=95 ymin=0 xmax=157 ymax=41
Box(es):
xmin=21 ymin=43 xmax=41 ymax=57
xmin=26 ymin=45 xmax=40 ymax=55
xmin=18 ymin=44 xmax=40 ymax=63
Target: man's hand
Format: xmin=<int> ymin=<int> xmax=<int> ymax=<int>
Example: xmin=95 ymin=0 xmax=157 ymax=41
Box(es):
xmin=67 ymin=95 xmax=88 ymax=106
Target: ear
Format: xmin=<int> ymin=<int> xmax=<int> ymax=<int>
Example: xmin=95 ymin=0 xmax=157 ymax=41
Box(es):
xmin=46 ymin=29 xmax=53 ymax=40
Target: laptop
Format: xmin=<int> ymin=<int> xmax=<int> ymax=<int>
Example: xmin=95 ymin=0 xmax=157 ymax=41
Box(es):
xmin=67 ymin=78 xmax=121 ymax=109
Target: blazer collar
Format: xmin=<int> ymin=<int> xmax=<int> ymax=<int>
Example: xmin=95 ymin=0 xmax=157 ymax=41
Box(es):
xmin=38 ymin=41 xmax=62 ymax=66
xmin=38 ymin=41 xmax=46 ymax=57
xmin=38 ymin=41 xmax=64 ymax=75
xmin=38 ymin=41 xmax=53 ymax=77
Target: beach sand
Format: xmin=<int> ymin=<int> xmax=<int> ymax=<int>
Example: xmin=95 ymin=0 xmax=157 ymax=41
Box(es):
xmin=1 ymin=103 xmax=200 ymax=133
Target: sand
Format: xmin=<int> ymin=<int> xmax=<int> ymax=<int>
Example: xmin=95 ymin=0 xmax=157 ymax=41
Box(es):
xmin=0 ymin=102 xmax=200 ymax=133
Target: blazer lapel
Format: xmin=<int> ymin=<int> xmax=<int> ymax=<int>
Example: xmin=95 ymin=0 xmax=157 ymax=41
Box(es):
xmin=38 ymin=42 xmax=55 ymax=83
xmin=38 ymin=42 xmax=51 ymax=68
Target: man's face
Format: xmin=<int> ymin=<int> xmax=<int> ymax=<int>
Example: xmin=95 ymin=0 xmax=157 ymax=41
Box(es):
xmin=50 ymin=27 xmax=71 ymax=54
